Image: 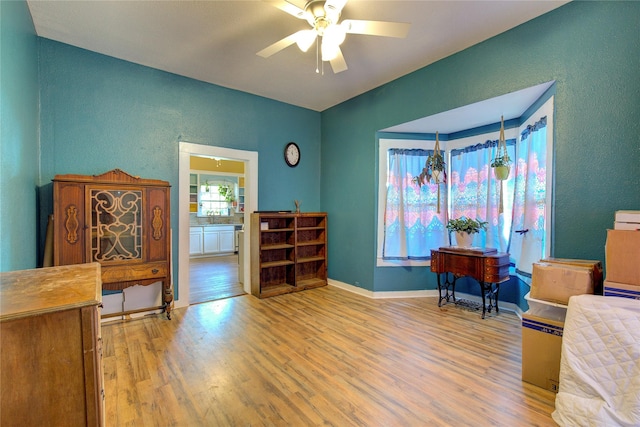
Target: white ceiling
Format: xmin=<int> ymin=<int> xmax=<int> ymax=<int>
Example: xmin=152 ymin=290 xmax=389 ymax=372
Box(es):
xmin=382 ymin=80 xmax=555 ymax=134
xmin=27 ymin=0 xmax=569 ymax=117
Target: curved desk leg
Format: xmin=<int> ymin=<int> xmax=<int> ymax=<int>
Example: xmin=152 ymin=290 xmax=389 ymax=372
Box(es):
xmin=437 ymin=273 xmax=457 ymax=307
xmin=480 ymin=282 xmax=487 ymax=319
xmin=479 ymin=282 xmax=500 ymax=319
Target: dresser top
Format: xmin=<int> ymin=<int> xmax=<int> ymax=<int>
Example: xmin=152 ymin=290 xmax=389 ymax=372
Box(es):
xmin=0 ymin=263 xmax=102 ymax=321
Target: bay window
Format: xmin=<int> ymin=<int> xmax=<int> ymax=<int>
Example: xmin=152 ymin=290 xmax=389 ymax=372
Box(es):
xmin=377 ymin=96 xmax=554 ymax=276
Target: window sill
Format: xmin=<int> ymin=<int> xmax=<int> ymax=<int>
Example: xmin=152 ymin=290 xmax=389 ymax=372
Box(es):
xmin=376 ymin=258 xmax=431 ymax=267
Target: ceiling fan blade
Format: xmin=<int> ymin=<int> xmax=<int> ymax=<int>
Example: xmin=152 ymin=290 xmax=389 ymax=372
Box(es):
xmin=264 ymin=0 xmax=307 ymax=19
xmin=325 ymin=0 xmax=347 ymax=21
xmin=256 ymin=32 xmax=299 ymax=58
xmin=330 ymin=48 xmax=348 ymax=73
xmin=341 ymin=19 xmax=411 ymax=38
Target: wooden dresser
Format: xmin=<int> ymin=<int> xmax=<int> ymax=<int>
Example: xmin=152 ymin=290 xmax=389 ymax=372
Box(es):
xmin=53 ymin=169 xmax=172 ymax=319
xmin=0 ymin=263 xmax=104 ymax=427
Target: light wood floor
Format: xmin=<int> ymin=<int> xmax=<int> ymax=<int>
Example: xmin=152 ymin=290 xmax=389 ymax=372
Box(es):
xmin=102 ymin=286 xmax=557 ymax=426
xmin=189 ymin=255 xmax=245 ymax=304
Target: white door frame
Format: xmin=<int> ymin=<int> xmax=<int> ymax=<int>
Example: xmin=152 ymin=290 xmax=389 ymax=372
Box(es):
xmin=176 ymin=142 xmax=258 ymax=309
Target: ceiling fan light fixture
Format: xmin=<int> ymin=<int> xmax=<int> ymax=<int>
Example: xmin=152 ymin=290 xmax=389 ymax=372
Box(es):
xmin=323 ymin=24 xmax=346 ymax=46
xmin=321 ymin=39 xmax=340 ymax=61
xmin=260 ymin=0 xmax=410 ymax=74
xmin=295 ymin=29 xmax=317 ymax=52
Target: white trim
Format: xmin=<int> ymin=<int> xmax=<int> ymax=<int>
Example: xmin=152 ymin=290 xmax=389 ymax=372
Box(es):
xmin=328 ymin=278 xmax=522 ymax=316
xmin=177 ymin=142 xmax=258 ymax=309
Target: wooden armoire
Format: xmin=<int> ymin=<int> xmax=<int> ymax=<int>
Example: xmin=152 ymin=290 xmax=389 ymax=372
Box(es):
xmin=53 ymin=169 xmax=173 ymax=318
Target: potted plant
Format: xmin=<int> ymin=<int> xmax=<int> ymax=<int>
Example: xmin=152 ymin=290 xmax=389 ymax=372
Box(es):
xmin=491 ymin=115 xmax=512 ymax=181
xmin=446 ymin=217 xmax=488 ymax=248
xmin=491 ymin=154 xmax=512 ymax=180
xmin=218 ymin=184 xmax=235 ymax=204
xmin=412 ymin=132 xmax=446 ymax=213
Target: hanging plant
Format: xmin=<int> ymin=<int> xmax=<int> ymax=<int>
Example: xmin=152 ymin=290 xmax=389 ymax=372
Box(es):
xmin=491 ymin=155 xmax=511 ymax=180
xmin=491 ymin=116 xmax=512 ymax=180
xmin=412 ymin=131 xmax=446 ymax=213
xmin=490 ymin=116 xmax=512 ymax=213
xmin=218 ymin=184 xmax=235 ymax=203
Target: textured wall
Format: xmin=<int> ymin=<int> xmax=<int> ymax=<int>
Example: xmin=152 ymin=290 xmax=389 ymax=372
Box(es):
xmin=36 ymin=40 xmax=322 ymax=280
xmin=0 ymin=1 xmax=40 ymax=272
xmin=321 ymin=1 xmax=640 ymax=308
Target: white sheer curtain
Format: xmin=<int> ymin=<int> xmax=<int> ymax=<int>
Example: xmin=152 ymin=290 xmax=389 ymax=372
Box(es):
xmin=382 ymin=148 xmax=448 ymax=260
xmin=509 ymin=117 xmax=548 ymax=276
xmin=449 ymin=140 xmax=515 ymax=251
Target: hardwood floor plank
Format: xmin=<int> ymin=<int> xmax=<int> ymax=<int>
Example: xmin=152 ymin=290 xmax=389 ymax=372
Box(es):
xmin=102 ymin=286 xmax=557 ymax=426
xmin=189 ymin=255 xmax=245 ymax=305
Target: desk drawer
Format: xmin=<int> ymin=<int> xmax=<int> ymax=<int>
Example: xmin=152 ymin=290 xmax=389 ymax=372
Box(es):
xmin=485 ymin=264 xmax=510 ymax=283
xmin=101 ymin=262 xmax=167 ymax=283
xmin=484 ymin=254 xmax=510 ymax=266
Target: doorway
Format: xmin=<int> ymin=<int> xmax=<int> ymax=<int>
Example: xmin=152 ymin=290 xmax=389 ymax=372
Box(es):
xmin=177 ymin=142 xmax=258 ymax=310
xmin=189 ymin=254 xmax=243 ymax=303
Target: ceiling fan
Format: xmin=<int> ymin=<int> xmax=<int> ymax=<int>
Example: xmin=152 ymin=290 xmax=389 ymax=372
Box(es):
xmin=257 ymin=0 xmax=411 ymax=74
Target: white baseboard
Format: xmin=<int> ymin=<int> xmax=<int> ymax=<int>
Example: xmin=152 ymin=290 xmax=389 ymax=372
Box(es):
xmin=328 ymin=278 xmax=523 ymax=318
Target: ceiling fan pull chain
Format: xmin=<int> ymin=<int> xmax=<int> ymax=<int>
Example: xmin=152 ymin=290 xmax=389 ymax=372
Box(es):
xmin=316 ymin=36 xmax=320 ymax=73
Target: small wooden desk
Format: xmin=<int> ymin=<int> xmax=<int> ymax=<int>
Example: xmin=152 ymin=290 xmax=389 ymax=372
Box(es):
xmin=430 ymin=247 xmax=510 ymax=318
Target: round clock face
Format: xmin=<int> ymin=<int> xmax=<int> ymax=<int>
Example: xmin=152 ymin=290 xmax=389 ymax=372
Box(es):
xmin=284 ymin=142 xmax=300 ymax=167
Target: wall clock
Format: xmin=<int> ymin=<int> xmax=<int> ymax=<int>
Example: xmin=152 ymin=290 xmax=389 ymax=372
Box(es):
xmin=284 ymin=142 xmax=300 ymax=167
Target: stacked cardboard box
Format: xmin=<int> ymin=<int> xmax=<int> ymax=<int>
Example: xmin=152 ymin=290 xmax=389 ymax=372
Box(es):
xmin=522 ymin=258 xmax=600 ymax=392
xmin=613 ymin=210 xmax=640 ymax=230
xmin=604 ymin=216 xmax=640 ymax=299
xmin=530 ymin=259 xmax=600 ymax=303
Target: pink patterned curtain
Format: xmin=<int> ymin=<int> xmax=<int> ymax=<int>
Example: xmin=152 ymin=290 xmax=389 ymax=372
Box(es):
xmin=449 ymin=140 xmax=515 ymax=252
xmin=509 ymin=117 xmax=548 ymax=276
xmin=383 ymin=149 xmax=449 ymax=260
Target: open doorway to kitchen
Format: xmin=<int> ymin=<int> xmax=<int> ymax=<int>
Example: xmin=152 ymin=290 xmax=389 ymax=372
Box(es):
xmin=188 ymin=160 xmax=245 ymax=304
xmin=177 ymin=143 xmax=258 ymax=310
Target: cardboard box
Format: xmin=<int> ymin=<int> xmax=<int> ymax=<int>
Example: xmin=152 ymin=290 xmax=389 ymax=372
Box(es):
xmin=603 ymin=280 xmax=640 ymax=300
xmin=530 ymin=262 xmax=594 ymax=305
xmin=614 ymin=222 xmax=640 ymax=230
xmin=522 ymin=313 xmax=563 ymax=392
xmin=102 ymin=291 xmax=123 ymax=315
xmin=605 ymin=229 xmax=640 ymax=285
xmin=615 ymin=210 xmax=640 ymax=223
xmin=541 ymin=257 xmax=603 ymax=295
xmin=123 ymin=283 xmax=163 ymax=318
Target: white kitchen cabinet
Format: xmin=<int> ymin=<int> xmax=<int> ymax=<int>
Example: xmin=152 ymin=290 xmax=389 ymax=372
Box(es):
xmin=220 ymin=229 xmax=235 ymax=252
xmin=190 ymin=227 xmax=203 ymax=255
xmin=190 ymin=225 xmax=236 ymax=257
xmin=203 ymin=228 xmax=220 ymax=253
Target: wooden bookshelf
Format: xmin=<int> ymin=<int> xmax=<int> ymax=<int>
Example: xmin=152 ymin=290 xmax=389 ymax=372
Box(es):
xmin=250 ymin=212 xmax=327 ymax=298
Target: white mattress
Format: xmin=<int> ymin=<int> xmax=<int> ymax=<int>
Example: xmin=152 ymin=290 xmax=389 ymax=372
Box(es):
xmin=552 ymin=294 xmax=640 ymax=427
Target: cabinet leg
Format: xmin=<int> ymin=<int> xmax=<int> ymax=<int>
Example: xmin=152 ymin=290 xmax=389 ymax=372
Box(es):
xmin=163 ymin=284 xmax=173 ymax=320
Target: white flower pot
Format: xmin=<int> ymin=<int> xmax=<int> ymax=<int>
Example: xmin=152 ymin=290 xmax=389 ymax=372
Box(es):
xmin=455 ymin=231 xmax=474 ymax=248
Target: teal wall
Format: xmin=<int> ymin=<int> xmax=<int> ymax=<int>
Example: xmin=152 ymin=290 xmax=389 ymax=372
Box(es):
xmin=0 ymin=0 xmax=40 ymax=272
xmin=321 ymin=1 xmax=640 ymax=304
xmin=37 ymin=39 xmax=322 ymax=280
xmin=3 ymin=1 xmax=639 ymax=312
